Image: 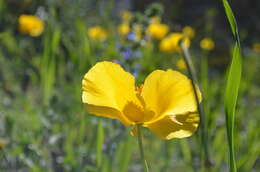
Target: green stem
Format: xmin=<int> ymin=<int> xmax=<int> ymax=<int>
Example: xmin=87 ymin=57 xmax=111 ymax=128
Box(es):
xmin=180 ymin=43 xmax=212 ymax=169
xmin=136 ymin=124 xmax=149 ymax=172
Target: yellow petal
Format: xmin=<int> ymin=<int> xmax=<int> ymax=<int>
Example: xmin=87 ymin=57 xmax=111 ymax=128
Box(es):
xmin=146 ymin=112 xmax=199 ymax=139
xmin=141 ymin=69 xmax=201 ymax=123
xmin=85 ymin=104 xmax=130 ymax=125
xmin=82 ymin=61 xmax=140 ymax=125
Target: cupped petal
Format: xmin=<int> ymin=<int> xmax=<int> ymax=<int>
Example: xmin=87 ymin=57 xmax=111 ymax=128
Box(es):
xmin=82 ymin=61 xmax=140 ymax=124
xmin=141 ymin=69 xmax=201 ymax=122
xmin=146 ymin=112 xmax=199 ymax=139
xmin=85 ymin=104 xmax=131 ymax=125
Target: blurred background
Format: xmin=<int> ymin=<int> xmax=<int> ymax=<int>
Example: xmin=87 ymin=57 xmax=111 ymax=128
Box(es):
xmin=0 ymin=0 xmax=260 ymax=171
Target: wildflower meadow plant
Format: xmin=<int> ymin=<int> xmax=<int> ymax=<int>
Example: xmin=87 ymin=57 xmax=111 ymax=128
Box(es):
xmin=82 ymin=61 xmax=201 ymax=170
xmin=160 ymin=33 xmax=190 ymax=52
xmin=118 ymin=23 xmax=130 ymax=36
xmin=146 ymin=23 xmax=169 ymax=40
xmin=200 ymin=38 xmax=215 ymax=51
xmin=18 ymin=14 xmax=44 ymax=37
xmin=87 ymin=26 xmax=108 ymax=41
xmin=182 ymin=26 xmax=195 ymax=39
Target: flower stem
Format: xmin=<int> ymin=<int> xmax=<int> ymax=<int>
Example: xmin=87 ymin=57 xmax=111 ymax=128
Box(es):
xmin=136 ymin=124 xmax=149 ymax=172
xmin=180 ymin=43 xmax=212 ymax=168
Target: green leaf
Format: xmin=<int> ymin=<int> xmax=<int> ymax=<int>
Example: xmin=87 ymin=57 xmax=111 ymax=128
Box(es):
xmin=225 ymin=43 xmax=241 ymax=121
xmin=222 ymin=1 xmax=242 ymax=172
xmin=224 ymin=43 xmax=241 ymax=172
xmin=116 ymin=135 xmax=135 ymax=172
xmin=222 ymin=0 xmax=237 ymax=37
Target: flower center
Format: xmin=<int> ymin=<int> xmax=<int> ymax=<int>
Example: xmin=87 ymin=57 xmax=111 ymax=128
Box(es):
xmin=123 ymin=101 xmax=145 ymax=123
xmin=122 ymin=85 xmax=156 ymax=124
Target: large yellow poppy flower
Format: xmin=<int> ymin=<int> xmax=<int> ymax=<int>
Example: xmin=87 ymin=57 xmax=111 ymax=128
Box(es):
xmin=82 ymin=61 xmax=201 ymax=140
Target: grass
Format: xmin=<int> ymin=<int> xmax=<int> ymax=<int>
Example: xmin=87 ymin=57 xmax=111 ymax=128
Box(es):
xmin=222 ymin=0 xmax=242 ymax=171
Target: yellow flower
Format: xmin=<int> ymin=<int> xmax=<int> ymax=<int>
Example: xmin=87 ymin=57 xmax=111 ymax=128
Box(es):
xmin=87 ymin=26 xmax=108 ymax=41
xmin=118 ymin=23 xmax=130 ymax=36
xmin=182 ymin=26 xmax=195 ymax=38
xmin=18 ymin=14 xmax=44 ymax=37
xmin=177 ymin=59 xmax=187 ymax=70
xmin=182 ymin=37 xmax=191 ymax=49
xmin=133 ymin=24 xmax=143 ymax=41
xmin=147 ymin=23 xmax=169 ymax=40
xmin=120 ymin=10 xmax=132 ymax=22
xmin=150 ymin=16 xmax=161 ymax=24
xmin=200 ymin=38 xmax=215 ymax=51
xmin=252 ymin=43 xmax=260 ymax=53
xmin=159 ymin=33 xmax=190 ymax=52
xmin=0 ymin=138 xmax=8 ymax=149
xmin=82 ymin=61 xmax=201 ymax=140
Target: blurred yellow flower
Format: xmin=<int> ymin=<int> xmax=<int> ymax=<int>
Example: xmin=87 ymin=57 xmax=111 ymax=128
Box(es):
xmin=121 ymin=10 xmax=132 ymax=22
xmin=18 ymin=14 xmax=44 ymax=37
xmin=82 ymin=61 xmax=201 ymax=139
xmin=147 ymin=23 xmax=169 ymax=40
xmin=182 ymin=37 xmax=191 ymax=49
xmin=182 ymin=26 xmax=195 ymax=38
xmin=150 ymin=16 xmax=161 ymax=24
xmin=0 ymin=138 xmax=8 ymax=149
xmin=118 ymin=23 xmax=130 ymax=36
xmin=200 ymin=38 xmax=215 ymax=51
xmin=133 ymin=24 xmax=143 ymax=41
xmin=87 ymin=26 xmax=108 ymax=41
xmin=160 ymin=33 xmax=190 ymax=52
xmin=252 ymin=43 xmax=260 ymax=53
xmin=177 ymin=59 xmax=187 ymax=70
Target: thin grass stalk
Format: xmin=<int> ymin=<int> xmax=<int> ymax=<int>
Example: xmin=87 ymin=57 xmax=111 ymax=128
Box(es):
xmin=136 ymin=124 xmax=149 ymax=172
xmin=180 ymin=43 xmax=211 ymax=169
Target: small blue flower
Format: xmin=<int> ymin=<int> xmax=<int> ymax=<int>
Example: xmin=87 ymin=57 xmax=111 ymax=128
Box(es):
xmin=122 ymin=48 xmax=132 ymax=60
xmin=127 ymin=32 xmax=136 ymax=41
xmin=115 ymin=43 xmax=122 ymax=50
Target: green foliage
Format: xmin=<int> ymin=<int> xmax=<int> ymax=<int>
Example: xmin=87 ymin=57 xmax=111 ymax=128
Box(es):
xmin=222 ymin=0 xmax=242 ymax=172
xmin=222 ymin=0 xmax=237 ymax=37
xmin=224 ymin=44 xmax=241 ymax=172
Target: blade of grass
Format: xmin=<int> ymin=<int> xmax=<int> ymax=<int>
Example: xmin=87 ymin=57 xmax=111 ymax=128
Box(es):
xmin=224 ymin=43 xmax=241 ymax=172
xmin=41 ymin=27 xmax=61 ymax=105
xmin=222 ymin=0 xmax=236 ymax=37
xmin=222 ymin=0 xmax=240 ymax=47
xmin=115 ymin=134 xmax=135 ymax=172
xmin=221 ymin=1 xmax=242 ymax=172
